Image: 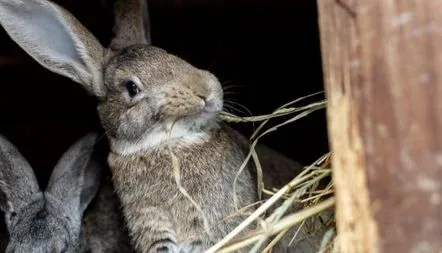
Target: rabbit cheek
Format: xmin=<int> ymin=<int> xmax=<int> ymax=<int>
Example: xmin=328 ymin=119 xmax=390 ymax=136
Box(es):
xmin=97 ymin=101 xmax=124 ymax=137
xmin=118 ymin=103 xmax=152 ymax=140
xmin=98 ymin=100 xmax=150 ymax=140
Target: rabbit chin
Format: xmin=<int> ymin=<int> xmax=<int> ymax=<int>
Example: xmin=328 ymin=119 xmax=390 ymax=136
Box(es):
xmin=109 ymin=112 xmax=219 ymax=156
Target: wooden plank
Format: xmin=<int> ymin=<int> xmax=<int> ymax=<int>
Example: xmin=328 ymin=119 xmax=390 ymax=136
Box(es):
xmin=318 ymin=1 xmax=378 ymax=252
xmin=318 ymin=0 xmax=442 ymax=252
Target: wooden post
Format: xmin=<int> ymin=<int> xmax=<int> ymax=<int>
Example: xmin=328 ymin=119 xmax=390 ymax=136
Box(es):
xmin=317 ymin=1 xmax=442 ymax=253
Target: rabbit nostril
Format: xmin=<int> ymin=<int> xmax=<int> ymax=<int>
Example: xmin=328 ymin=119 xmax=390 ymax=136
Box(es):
xmin=196 ymin=95 xmax=206 ymax=101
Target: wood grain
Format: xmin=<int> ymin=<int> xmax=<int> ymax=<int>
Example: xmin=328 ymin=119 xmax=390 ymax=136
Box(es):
xmin=318 ymin=0 xmax=442 ymax=252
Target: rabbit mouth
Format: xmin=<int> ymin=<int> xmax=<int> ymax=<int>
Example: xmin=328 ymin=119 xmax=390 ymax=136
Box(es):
xmin=201 ymin=96 xmax=223 ymax=114
xmin=202 ymin=100 xmax=220 ymax=113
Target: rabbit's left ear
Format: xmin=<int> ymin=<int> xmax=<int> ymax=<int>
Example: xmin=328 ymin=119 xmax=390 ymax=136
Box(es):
xmin=46 ymin=133 xmax=103 ymax=217
xmin=0 ymin=0 xmax=107 ymax=98
xmin=0 ymin=135 xmax=40 ymax=214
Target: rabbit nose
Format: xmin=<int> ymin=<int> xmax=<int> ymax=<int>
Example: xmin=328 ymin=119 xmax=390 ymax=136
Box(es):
xmin=194 ymin=86 xmax=210 ymax=100
xmin=191 ymin=80 xmax=211 ymax=99
xmin=197 ymin=95 xmax=209 ymax=110
xmin=197 ymin=94 xmax=207 ymax=102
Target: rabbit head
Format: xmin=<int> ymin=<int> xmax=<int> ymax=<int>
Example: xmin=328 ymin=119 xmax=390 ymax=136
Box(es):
xmin=100 ymin=46 xmax=223 ymax=153
xmin=0 ymin=0 xmax=224 ymax=155
xmin=0 ymin=133 xmax=102 ymax=253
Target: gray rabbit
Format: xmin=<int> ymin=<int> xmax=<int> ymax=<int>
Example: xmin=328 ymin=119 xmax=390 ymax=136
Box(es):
xmin=0 ymin=0 xmax=333 ymax=252
xmin=0 ymin=133 xmax=133 ymax=253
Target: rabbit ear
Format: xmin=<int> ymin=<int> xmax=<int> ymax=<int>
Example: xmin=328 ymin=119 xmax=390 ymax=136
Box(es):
xmin=0 ymin=135 xmax=40 ymax=214
xmin=0 ymin=0 xmax=106 ymax=98
xmin=109 ymin=0 xmax=152 ymax=50
xmin=46 ymin=133 xmax=102 ymax=217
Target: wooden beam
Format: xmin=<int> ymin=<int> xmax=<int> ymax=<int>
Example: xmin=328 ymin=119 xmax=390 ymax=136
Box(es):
xmin=318 ymin=1 xmax=442 ymax=253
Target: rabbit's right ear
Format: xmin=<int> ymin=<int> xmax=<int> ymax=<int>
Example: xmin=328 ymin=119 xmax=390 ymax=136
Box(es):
xmin=110 ymin=0 xmax=151 ymax=50
xmin=46 ymin=133 xmax=103 ymax=219
xmin=0 ymin=0 xmax=106 ymax=98
xmin=0 ymin=135 xmax=40 ymax=214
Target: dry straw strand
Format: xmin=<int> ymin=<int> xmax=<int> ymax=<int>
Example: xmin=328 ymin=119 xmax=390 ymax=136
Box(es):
xmin=205 ymin=153 xmax=333 ymax=253
xmin=167 ymin=121 xmax=213 ymax=237
xmin=198 ymin=92 xmax=336 ymax=252
xmin=231 ymin=100 xmax=327 ymax=209
xmin=215 ymin=197 xmax=335 ymax=253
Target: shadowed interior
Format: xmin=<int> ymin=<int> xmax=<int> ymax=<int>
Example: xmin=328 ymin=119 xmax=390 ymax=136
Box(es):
xmin=0 ymin=0 xmax=327 ymax=237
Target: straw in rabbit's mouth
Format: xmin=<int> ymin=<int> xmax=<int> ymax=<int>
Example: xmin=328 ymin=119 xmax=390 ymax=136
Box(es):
xmin=167 ymin=119 xmax=213 ymax=238
xmin=206 ymin=93 xmax=335 ymax=253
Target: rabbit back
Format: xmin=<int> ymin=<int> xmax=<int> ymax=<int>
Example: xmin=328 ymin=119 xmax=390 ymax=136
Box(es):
xmin=83 ymin=176 xmax=134 ymax=253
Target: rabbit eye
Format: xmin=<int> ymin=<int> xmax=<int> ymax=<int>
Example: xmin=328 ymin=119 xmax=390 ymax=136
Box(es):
xmin=124 ymin=80 xmax=141 ymax=98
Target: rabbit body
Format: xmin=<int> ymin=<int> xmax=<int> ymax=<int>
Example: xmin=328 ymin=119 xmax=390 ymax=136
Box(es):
xmin=0 ymin=133 xmax=133 ymax=253
xmin=92 ymin=45 xmax=256 ymax=252
xmin=109 ymin=123 xmax=257 ymax=252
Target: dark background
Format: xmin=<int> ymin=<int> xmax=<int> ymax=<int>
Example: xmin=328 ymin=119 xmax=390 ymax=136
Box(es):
xmin=0 ymin=0 xmax=328 ymax=190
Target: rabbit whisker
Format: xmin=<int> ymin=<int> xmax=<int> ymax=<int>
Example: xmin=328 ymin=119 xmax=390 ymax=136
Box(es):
xmin=223 ymin=103 xmax=247 ymax=116
xmin=224 ymin=99 xmax=253 ymax=117
xmin=222 ymin=83 xmax=242 ymax=92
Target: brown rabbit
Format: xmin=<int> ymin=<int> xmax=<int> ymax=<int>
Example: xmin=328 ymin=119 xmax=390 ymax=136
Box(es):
xmin=0 ymin=0 xmax=333 ymax=252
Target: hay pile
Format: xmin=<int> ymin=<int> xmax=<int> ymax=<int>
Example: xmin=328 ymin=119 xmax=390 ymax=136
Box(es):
xmin=205 ymin=92 xmax=337 ymax=253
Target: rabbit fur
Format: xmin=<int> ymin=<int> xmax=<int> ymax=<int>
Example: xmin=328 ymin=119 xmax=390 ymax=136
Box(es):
xmin=0 ymin=0 xmax=334 ymax=251
xmin=0 ymin=133 xmax=133 ymax=253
